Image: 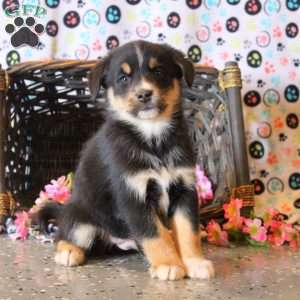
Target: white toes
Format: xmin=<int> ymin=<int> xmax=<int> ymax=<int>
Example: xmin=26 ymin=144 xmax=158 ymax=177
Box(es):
xmin=150 ymin=265 xmax=186 ymax=281
xmin=184 ymin=258 xmax=215 ymax=279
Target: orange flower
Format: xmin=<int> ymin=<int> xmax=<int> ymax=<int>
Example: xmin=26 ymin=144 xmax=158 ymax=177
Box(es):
xmin=206 ymin=220 xmax=229 ymax=246
xmin=223 ymin=198 xmax=244 ymax=230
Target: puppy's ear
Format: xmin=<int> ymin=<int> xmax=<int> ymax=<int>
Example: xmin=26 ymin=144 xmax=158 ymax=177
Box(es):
xmin=89 ymin=58 xmax=107 ymax=101
xmin=172 ymin=49 xmax=195 ymax=87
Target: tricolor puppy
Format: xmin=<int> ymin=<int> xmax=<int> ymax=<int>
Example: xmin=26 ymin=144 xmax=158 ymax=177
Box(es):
xmin=38 ymin=40 xmax=214 ymax=280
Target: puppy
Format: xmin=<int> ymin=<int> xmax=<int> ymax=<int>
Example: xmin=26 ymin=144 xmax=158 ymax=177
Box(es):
xmin=38 ymin=40 xmax=214 ymax=281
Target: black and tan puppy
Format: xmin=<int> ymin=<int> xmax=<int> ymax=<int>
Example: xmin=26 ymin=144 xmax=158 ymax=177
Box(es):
xmin=39 ymin=40 xmax=214 ymax=280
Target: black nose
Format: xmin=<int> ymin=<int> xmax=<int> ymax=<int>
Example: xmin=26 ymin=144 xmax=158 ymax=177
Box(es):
xmin=136 ymin=89 xmax=153 ymax=103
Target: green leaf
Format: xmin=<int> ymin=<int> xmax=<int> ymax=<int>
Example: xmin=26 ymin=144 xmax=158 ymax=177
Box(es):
xmin=246 ymin=237 xmax=269 ymax=248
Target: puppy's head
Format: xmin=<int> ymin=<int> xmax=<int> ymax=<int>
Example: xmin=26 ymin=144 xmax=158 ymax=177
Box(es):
xmin=89 ymin=41 xmax=194 ymax=121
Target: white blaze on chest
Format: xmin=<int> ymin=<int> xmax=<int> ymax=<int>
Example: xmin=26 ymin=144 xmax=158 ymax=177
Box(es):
xmin=124 ymin=167 xmax=195 ymax=213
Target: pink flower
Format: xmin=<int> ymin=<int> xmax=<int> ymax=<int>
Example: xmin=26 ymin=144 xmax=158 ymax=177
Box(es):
xmin=206 ymin=220 xmax=229 ymax=246
xmin=195 ymin=165 xmax=213 ymax=205
xmin=14 ymin=211 xmax=30 ymax=240
xmin=44 ymin=176 xmax=71 ymax=204
xmin=268 ymin=220 xmax=288 ymax=246
xmin=243 ymin=218 xmax=267 ymax=242
xmin=285 ymin=225 xmax=300 ymax=251
xmin=263 ymin=208 xmax=279 ymax=228
xmin=223 ymin=198 xmax=244 ymax=230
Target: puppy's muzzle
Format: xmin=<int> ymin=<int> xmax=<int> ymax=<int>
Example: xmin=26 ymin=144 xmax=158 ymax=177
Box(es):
xmin=136 ymin=89 xmax=153 ymax=104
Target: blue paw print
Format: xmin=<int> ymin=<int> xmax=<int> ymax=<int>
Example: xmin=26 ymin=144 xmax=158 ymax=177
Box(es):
xmin=226 ymin=0 xmax=240 ymax=4
xmin=286 ymin=0 xmax=300 ymax=11
xmin=285 ymin=85 xmax=299 ymax=102
xmin=106 ymin=5 xmax=121 ymax=24
xmin=45 ymin=0 xmax=60 ymax=8
xmin=83 ymin=10 xmax=100 ymax=28
xmin=264 ymin=0 xmax=281 ymax=14
xmin=140 ymin=8 xmax=151 ymax=19
xmin=205 ymin=0 xmax=220 ymax=9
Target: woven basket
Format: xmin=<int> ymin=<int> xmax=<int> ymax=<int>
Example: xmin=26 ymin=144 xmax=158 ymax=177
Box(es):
xmin=0 ymin=60 xmax=254 ymax=220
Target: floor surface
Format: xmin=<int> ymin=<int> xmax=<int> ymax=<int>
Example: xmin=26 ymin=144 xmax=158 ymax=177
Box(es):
xmin=0 ymin=236 xmax=300 ymax=300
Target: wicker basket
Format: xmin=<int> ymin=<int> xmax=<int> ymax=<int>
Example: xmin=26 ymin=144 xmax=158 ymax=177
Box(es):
xmin=0 ymin=60 xmax=254 ymax=222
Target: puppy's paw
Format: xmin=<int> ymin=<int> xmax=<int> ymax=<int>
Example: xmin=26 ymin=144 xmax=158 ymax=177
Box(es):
xmin=184 ymin=258 xmax=215 ymax=279
xmin=55 ymin=240 xmax=85 ymax=267
xmin=150 ymin=264 xmax=186 ymax=281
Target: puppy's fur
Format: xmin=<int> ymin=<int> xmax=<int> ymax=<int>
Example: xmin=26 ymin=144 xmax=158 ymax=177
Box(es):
xmin=38 ymin=41 xmax=214 ymax=280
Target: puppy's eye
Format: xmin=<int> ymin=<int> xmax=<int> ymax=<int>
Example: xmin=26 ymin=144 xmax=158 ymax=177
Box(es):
xmin=118 ymin=74 xmax=129 ymax=83
xmin=153 ymin=67 xmax=164 ymax=77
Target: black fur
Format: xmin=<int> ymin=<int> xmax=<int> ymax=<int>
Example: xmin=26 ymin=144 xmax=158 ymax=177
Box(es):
xmin=38 ymin=40 xmax=198 ymax=256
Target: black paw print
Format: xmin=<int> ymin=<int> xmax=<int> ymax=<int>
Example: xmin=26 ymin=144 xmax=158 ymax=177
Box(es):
xmin=157 ymin=33 xmax=166 ymax=42
xmin=257 ymin=79 xmax=266 ymax=88
xmin=293 ymin=58 xmax=300 ymax=67
xmin=289 ymin=173 xmax=300 ymax=190
xmin=279 ymin=133 xmax=288 ymax=142
xmin=234 ymin=53 xmax=242 ymax=61
xmin=77 ymin=0 xmax=85 ymax=8
xmin=5 ymin=16 xmax=44 ymax=47
xmin=277 ymin=42 xmax=285 ymax=51
xmin=184 ymin=34 xmax=193 ymax=44
xmin=260 ymin=169 xmax=269 ymax=178
xmin=217 ymin=37 xmax=225 ymax=46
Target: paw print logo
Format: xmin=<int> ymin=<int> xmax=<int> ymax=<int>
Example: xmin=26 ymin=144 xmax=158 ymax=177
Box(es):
xmin=286 ymin=0 xmax=300 ymax=11
xmin=45 ymin=0 xmax=60 ymax=8
xmin=249 ymin=141 xmax=265 ymax=159
xmin=234 ymin=53 xmax=242 ymax=62
xmin=264 ymin=0 xmax=281 ymax=15
xmin=196 ymin=26 xmax=210 ymax=42
xmin=264 ymin=61 xmax=275 ymax=74
xmin=284 ymin=84 xmax=299 ymax=102
xmin=260 ymin=170 xmax=269 ymax=178
xmin=245 ymin=0 xmax=262 ymax=15
xmin=273 ymin=26 xmax=282 ymax=38
xmin=263 ymin=89 xmax=280 ymax=106
xmin=267 ymin=177 xmax=284 ymax=194
xmin=212 ymin=21 xmax=222 ymax=32
xmin=157 ymin=33 xmax=166 ymax=42
xmin=277 ymin=42 xmax=285 ymax=51
xmin=63 ymin=11 xmax=81 ymax=28
xmin=6 ymin=49 xmax=20 ymax=66
xmin=257 ymin=121 xmax=272 ymax=138
xmin=257 ymin=79 xmax=266 ymax=88
xmin=226 ymin=17 xmax=239 ymax=33
xmin=92 ymin=39 xmax=102 ymax=51
xmin=216 ymin=37 xmax=225 ymax=46
xmin=83 ymin=9 xmax=100 ymax=28
xmin=46 ymin=20 xmax=58 ymax=37
xmin=244 ymin=90 xmax=261 ymax=107
xmin=106 ymin=5 xmax=121 ymax=24
xmin=247 ymin=50 xmax=262 ymax=68
xmin=187 ymin=45 xmax=201 ymax=62
xmin=186 ymin=0 xmax=202 ymax=9
xmin=167 ymin=12 xmax=180 ymax=28
xmin=5 ymin=16 xmax=44 ymax=47
xmin=256 ymin=31 xmax=271 ymax=47
xmin=251 ymin=178 xmax=265 ymax=195
xmin=278 ymin=133 xmax=288 ymax=142
xmin=77 ymin=0 xmax=85 ymax=8
xmin=286 ymin=113 xmax=299 ymax=129
xmin=153 ymin=16 xmax=163 ymax=28
xmin=293 ymin=58 xmax=300 ymax=67
xmin=289 ymin=173 xmax=300 ymax=190
xmin=286 ymin=22 xmax=298 ymax=38
xmin=106 ymin=35 xmax=119 ymax=50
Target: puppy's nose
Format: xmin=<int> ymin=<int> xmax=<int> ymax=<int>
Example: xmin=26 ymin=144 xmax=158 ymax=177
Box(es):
xmin=136 ymin=89 xmax=153 ymax=103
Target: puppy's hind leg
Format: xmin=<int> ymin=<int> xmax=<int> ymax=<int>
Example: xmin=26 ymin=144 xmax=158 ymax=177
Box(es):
xmin=55 ymin=204 xmax=98 ymax=267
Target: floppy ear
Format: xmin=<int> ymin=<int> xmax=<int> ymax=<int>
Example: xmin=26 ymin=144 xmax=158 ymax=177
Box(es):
xmin=172 ymin=49 xmax=195 ymax=87
xmin=88 ymin=58 xmax=107 ymax=101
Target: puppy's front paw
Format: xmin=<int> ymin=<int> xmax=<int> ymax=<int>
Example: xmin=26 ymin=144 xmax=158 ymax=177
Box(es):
xmin=55 ymin=240 xmax=85 ymax=267
xmin=184 ymin=258 xmax=215 ymax=279
xmin=150 ymin=264 xmax=186 ymax=281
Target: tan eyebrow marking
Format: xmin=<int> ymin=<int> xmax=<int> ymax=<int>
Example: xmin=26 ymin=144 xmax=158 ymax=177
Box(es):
xmin=121 ymin=62 xmax=131 ymax=75
xmin=148 ymin=57 xmax=158 ymax=69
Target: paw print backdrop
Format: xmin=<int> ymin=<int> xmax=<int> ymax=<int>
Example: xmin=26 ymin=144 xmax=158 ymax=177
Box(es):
xmin=1 ymin=0 xmax=300 ymax=217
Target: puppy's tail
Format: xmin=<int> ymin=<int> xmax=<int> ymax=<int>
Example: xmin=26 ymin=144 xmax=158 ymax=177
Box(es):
xmin=37 ymin=202 xmax=64 ymax=234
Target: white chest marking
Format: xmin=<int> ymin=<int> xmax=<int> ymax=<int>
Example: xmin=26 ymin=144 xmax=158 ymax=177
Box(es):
xmin=124 ymin=167 xmax=195 ymax=213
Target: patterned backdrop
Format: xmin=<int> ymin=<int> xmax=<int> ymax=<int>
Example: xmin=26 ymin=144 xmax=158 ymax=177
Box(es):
xmin=1 ymin=0 xmax=300 ymax=217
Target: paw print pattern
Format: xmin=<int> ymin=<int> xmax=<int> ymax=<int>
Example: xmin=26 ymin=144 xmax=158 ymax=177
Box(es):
xmin=126 ymin=0 xmax=141 ymax=4
xmin=286 ymin=23 xmax=298 ymax=38
xmin=256 ymin=31 xmax=271 ymax=47
xmin=77 ymin=0 xmax=85 ymax=8
xmin=249 ymin=141 xmax=265 ymax=159
xmin=286 ymin=0 xmax=300 ymax=11
xmin=157 ymin=33 xmax=166 ymax=42
xmin=83 ymin=9 xmax=100 ymax=28
xmin=2 ymin=0 xmax=19 ymax=11
xmin=106 ymin=5 xmax=121 ymax=24
xmin=293 ymin=58 xmax=300 ymax=67
xmin=257 ymin=79 xmax=266 ymax=88
xmin=277 ymin=42 xmax=285 ymax=51
xmin=5 ymin=17 xmax=44 ymax=47
xmin=289 ymin=173 xmax=300 ymax=190
xmin=6 ymin=49 xmax=20 ymax=66
xmin=234 ymin=53 xmax=242 ymax=61
xmin=226 ymin=17 xmax=239 ymax=33
xmin=186 ymin=0 xmax=202 ymax=9
xmin=244 ymin=90 xmax=261 ymax=107
xmin=227 ymin=0 xmax=240 ymax=4
xmin=245 ymin=0 xmax=262 ymax=15
xmin=167 ymin=12 xmax=180 ymax=28
xmin=257 ymin=122 xmax=272 ymax=138
xmin=251 ymin=178 xmax=265 ymax=195
xmin=284 ymin=85 xmax=299 ymax=102
xmin=187 ymin=45 xmax=201 ymax=62
xmin=260 ymin=170 xmax=269 ymax=178
xmin=247 ymin=50 xmax=262 ymax=68
xmin=264 ymin=62 xmax=275 ymax=74
xmin=63 ymin=11 xmax=81 ymax=28
xmin=45 ymin=0 xmax=60 ymax=8
xmin=286 ymin=113 xmax=299 ymax=129
xmin=217 ymin=37 xmax=225 ymax=46
xmin=46 ymin=20 xmax=58 ymax=37
xmin=106 ymin=35 xmax=119 ymax=50
xmin=279 ymin=133 xmax=288 ymax=142
xmin=267 ymin=177 xmax=284 ymax=194
xmin=294 ymin=199 xmax=300 ymax=209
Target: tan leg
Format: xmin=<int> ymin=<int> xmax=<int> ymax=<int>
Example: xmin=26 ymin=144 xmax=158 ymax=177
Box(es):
xmin=171 ymin=212 xmax=215 ymax=279
xmin=55 ymin=240 xmax=86 ymax=267
xmin=142 ymin=218 xmax=186 ymax=281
